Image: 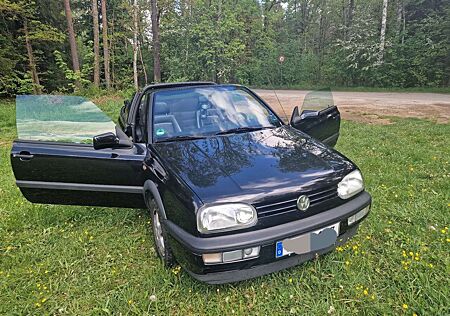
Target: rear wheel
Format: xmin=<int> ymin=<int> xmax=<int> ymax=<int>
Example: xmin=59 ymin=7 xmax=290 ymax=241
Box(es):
xmin=150 ymin=200 xmax=175 ymax=266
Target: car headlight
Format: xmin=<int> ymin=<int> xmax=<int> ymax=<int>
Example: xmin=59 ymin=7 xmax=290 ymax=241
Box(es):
xmin=197 ymin=203 xmax=257 ymax=234
xmin=337 ymin=170 xmax=364 ymax=199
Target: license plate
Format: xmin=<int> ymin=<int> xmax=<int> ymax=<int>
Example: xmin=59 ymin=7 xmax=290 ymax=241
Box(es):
xmin=275 ymin=222 xmax=340 ymax=258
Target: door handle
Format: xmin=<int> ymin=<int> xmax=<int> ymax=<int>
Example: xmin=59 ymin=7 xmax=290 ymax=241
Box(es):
xmin=14 ymin=152 xmax=34 ymax=161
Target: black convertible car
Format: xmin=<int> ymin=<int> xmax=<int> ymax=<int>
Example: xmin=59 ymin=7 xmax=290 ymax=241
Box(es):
xmin=11 ymin=82 xmax=371 ymax=284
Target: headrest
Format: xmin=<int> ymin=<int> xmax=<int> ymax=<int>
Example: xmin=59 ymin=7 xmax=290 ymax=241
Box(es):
xmin=154 ymin=102 xmax=170 ymax=115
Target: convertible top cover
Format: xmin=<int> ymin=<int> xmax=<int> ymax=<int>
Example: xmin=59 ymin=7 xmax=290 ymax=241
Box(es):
xmin=16 ymin=95 xmax=115 ymax=143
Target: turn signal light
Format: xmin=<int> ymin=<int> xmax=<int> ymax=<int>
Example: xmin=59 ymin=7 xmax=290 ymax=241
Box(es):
xmin=202 ymin=247 xmax=260 ymax=265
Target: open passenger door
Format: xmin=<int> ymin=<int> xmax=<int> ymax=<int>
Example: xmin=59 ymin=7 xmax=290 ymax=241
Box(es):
xmin=290 ymin=89 xmax=340 ymax=147
xmin=11 ymin=95 xmax=146 ymax=208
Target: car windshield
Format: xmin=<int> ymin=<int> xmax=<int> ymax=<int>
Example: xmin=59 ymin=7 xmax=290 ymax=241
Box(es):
xmin=152 ymin=86 xmax=282 ymax=142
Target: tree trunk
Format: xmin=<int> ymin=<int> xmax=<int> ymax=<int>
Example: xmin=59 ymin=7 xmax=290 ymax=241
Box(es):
xmin=151 ymin=0 xmax=161 ymax=83
xmin=133 ymin=0 xmax=139 ymax=89
xmin=110 ymin=12 xmax=115 ymax=85
xmin=23 ymin=19 xmax=42 ymax=94
xmin=346 ymin=0 xmax=354 ymax=39
xmin=138 ymin=41 xmax=148 ymax=85
xmin=92 ymin=0 xmax=100 ymax=87
xmin=101 ymin=0 xmax=111 ymax=89
xmin=396 ymin=0 xmax=405 ymax=44
xmin=63 ymin=0 xmax=81 ymax=88
xmin=378 ymin=0 xmax=388 ymax=64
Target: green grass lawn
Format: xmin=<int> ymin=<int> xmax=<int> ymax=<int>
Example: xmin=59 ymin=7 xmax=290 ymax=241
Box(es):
xmin=0 ymin=98 xmax=449 ymax=315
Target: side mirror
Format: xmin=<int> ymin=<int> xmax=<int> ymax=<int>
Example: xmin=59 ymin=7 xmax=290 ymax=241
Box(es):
xmin=93 ymin=132 xmax=119 ymax=150
xmin=290 ymin=106 xmax=319 ymax=125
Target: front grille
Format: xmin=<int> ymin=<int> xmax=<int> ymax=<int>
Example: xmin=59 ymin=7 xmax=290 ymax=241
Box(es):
xmin=254 ymin=186 xmax=338 ymax=218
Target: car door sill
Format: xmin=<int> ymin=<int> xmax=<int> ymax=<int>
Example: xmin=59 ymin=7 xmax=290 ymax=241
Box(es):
xmin=16 ymin=180 xmax=143 ymax=194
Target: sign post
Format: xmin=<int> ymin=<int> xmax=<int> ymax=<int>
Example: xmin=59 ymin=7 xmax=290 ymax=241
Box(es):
xmin=278 ymin=55 xmax=285 ymax=85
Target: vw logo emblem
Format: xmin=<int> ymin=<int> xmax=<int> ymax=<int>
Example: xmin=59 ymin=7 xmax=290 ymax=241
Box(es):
xmin=297 ymin=195 xmax=310 ymax=211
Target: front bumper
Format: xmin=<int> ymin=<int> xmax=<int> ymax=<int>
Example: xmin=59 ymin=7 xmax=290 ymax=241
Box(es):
xmin=164 ymin=191 xmax=371 ymax=284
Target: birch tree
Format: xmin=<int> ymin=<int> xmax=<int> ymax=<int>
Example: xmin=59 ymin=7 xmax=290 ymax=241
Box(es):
xmin=378 ymin=0 xmax=388 ymax=64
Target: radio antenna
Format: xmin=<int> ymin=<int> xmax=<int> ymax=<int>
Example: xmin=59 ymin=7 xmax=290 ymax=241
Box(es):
xmin=266 ymin=75 xmax=289 ymax=123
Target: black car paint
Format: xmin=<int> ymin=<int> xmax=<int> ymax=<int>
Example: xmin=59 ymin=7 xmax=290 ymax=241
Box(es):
xmin=11 ymin=83 xmax=370 ymax=283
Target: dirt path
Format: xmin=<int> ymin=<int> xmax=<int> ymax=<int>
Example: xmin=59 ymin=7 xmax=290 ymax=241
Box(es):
xmin=255 ymin=89 xmax=450 ymax=124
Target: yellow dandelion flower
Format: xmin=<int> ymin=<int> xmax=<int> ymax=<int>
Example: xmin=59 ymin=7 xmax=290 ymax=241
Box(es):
xmin=345 ymin=261 xmax=350 ymax=265
xmin=366 ymin=236 xmax=371 ymax=240
xmin=363 ymin=289 xmax=368 ymax=295
xmin=44 ymin=270 xmax=49 ymax=274
xmin=289 ymin=278 xmax=293 ymax=283
xmin=441 ymin=229 xmax=446 ymax=234
xmin=429 ymin=263 xmax=433 ymax=268
xmin=128 ymin=299 xmax=133 ymax=305
xmin=446 ymin=238 xmax=450 ymax=243
xmin=41 ymin=298 xmax=47 ymax=303
xmin=409 ymin=252 xmax=414 ymax=257
xmin=35 ymin=303 xmax=41 ymax=308
xmin=402 ymin=304 xmax=408 ymax=310
xmin=371 ymin=294 xmax=375 ymax=300
xmin=413 ymin=313 xmax=417 ymax=316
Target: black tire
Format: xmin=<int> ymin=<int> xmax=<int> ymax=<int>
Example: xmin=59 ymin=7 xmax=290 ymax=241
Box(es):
xmin=149 ymin=199 xmax=176 ymax=267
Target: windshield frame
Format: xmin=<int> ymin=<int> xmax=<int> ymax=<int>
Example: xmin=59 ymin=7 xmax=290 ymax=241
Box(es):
xmin=147 ymin=84 xmax=284 ymax=144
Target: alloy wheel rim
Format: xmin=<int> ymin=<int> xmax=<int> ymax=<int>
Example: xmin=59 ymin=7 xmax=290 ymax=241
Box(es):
xmin=153 ymin=210 xmax=165 ymax=257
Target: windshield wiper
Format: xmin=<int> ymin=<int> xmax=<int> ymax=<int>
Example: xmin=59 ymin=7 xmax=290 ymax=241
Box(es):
xmin=157 ymin=135 xmax=206 ymax=143
xmin=215 ymin=126 xmax=273 ymax=135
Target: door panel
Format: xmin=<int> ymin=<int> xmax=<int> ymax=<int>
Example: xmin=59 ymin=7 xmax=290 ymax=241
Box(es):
xmin=291 ymin=106 xmax=341 ymax=147
xmin=11 ymin=141 xmax=147 ymax=208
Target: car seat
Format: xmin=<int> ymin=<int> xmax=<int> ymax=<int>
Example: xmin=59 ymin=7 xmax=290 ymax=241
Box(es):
xmin=153 ymin=102 xmax=181 ymax=137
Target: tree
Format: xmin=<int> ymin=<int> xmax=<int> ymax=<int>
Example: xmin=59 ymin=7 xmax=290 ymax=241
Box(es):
xmin=92 ymin=0 xmax=100 ymax=87
xmin=151 ymin=0 xmax=161 ymax=82
xmin=101 ymin=0 xmax=111 ymax=88
xmin=378 ymin=0 xmax=388 ymax=64
xmin=63 ymin=0 xmax=81 ymax=87
xmin=23 ymin=18 xmax=41 ymax=94
xmin=133 ymin=0 xmax=138 ymax=89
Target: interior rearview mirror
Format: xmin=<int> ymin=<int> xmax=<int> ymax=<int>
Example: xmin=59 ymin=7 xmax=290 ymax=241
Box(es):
xmin=93 ymin=132 xmax=119 ymax=150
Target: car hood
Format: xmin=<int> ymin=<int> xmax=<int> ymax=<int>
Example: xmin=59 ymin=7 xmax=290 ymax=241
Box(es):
xmin=153 ymin=126 xmax=355 ymax=204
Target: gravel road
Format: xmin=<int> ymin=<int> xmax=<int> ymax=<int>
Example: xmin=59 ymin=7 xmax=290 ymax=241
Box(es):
xmin=254 ymin=89 xmax=450 ymax=124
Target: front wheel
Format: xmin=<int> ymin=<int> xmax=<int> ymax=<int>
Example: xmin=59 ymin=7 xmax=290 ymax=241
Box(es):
xmin=150 ymin=200 xmax=175 ymax=266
